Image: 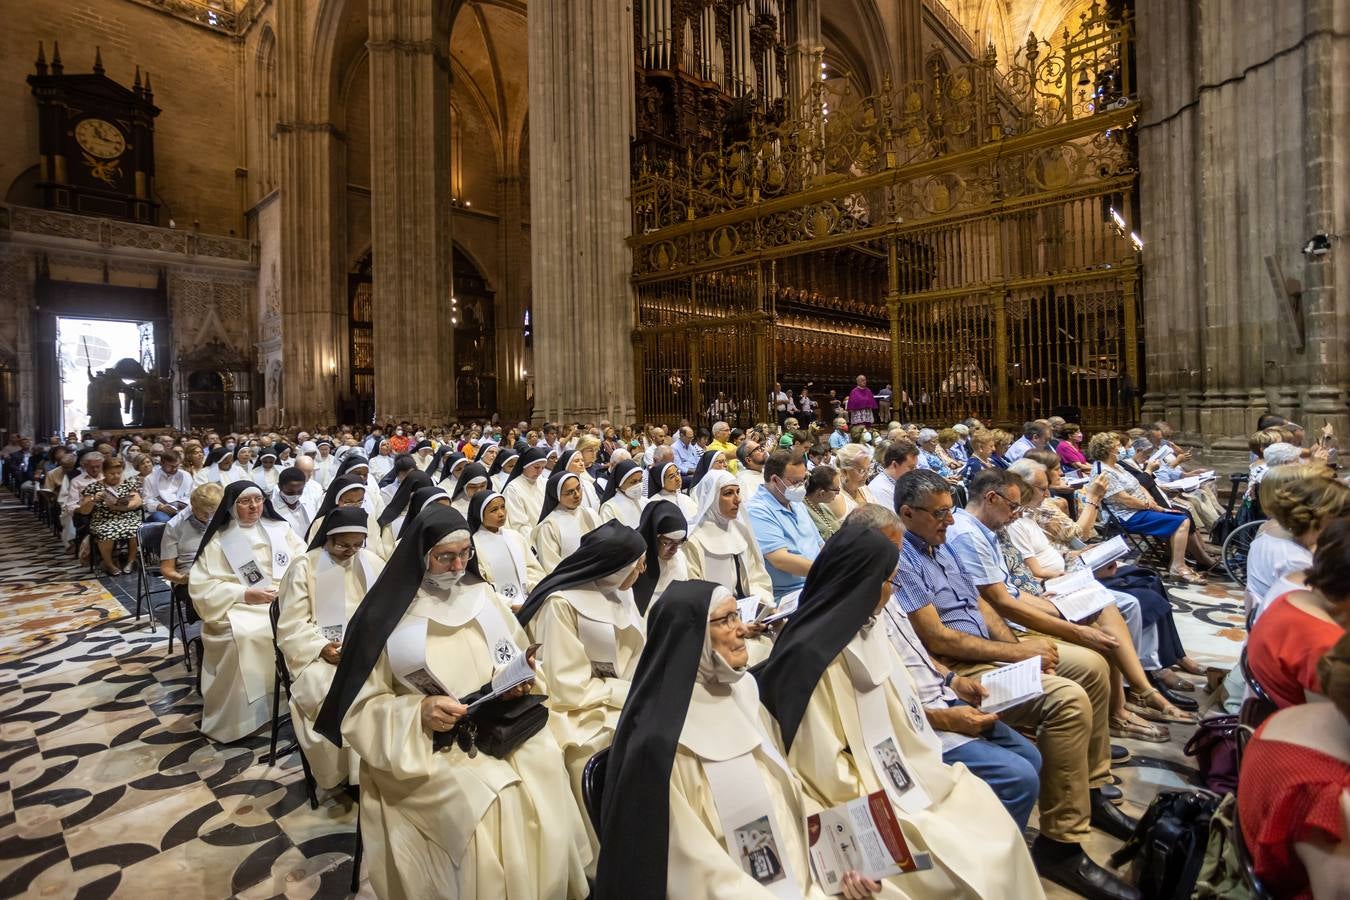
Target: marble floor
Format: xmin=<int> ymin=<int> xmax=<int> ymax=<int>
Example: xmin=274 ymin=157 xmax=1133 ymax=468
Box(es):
xmin=0 ymin=489 xmax=1245 ymax=899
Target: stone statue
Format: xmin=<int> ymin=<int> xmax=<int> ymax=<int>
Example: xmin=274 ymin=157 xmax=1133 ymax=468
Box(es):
xmin=86 ymin=368 xmax=125 ymax=428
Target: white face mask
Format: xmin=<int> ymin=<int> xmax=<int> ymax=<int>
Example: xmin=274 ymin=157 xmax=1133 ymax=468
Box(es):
xmin=278 ymin=492 xmax=302 ymax=508
xmin=622 ymin=483 xmax=643 ymax=501
xmin=595 ymin=565 xmax=634 ymax=592
xmin=784 ymin=483 xmax=807 ymax=503
xmin=423 ymin=570 xmax=463 ymax=590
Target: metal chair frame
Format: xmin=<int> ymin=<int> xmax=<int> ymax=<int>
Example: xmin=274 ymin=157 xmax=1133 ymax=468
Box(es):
xmin=266 ymin=598 xmax=319 ymax=810
xmin=134 ymin=521 xmax=171 ymax=627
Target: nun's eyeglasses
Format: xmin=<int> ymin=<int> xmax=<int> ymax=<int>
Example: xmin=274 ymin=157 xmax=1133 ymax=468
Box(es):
xmin=709 ymin=611 xmax=743 ymax=630
xmin=430 ymin=548 xmax=475 ymax=565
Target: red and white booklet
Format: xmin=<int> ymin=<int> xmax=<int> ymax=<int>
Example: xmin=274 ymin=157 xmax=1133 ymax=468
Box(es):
xmin=807 ymin=791 xmax=932 ymax=894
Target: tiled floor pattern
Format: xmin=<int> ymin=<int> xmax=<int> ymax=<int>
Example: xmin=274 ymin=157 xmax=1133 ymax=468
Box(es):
xmin=0 ymin=489 xmax=1244 ymax=899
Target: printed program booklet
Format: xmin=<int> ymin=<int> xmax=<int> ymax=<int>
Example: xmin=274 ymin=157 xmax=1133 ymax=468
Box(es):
xmin=807 ymin=791 xmax=931 ymax=895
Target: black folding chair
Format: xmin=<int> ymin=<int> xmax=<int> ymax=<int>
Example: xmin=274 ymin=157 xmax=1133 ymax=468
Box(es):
xmin=134 ymin=522 xmax=170 ymax=627
xmin=581 ymin=747 xmax=610 ymax=833
xmin=1237 ymin=647 xmax=1277 ymax=728
xmin=266 ymin=598 xmax=318 ymax=809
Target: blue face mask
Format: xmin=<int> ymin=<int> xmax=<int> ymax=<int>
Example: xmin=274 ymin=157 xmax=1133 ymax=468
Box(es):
xmin=1116 ymin=447 xmax=1131 ymax=462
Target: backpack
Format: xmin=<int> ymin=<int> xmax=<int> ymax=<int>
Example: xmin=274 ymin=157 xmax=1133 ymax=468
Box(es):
xmin=1192 ymin=793 xmax=1254 ymax=900
xmin=1109 ymin=788 xmax=1222 ymax=900
xmin=1183 ymin=715 xmax=1240 ymax=794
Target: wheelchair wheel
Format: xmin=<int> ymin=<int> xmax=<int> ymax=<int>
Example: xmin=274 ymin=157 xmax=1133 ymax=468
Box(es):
xmin=1222 ymin=520 xmax=1263 ymax=588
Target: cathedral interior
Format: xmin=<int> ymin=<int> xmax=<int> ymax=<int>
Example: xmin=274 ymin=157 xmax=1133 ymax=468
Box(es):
xmin=0 ymin=0 xmax=1345 ymax=449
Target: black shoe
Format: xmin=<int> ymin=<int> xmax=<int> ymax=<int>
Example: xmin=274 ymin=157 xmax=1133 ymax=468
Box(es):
xmin=1097 ymin=783 xmax=1124 ymax=805
xmin=1111 ymin=744 xmax=1132 ymax=763
xmin=1032 ymin=840 xmax=1141 ymax=900
xmin=1091 ymin=789 xmax=1138 ymax=840
xmin=1149 ymin=678 xmax=1200 ymax=711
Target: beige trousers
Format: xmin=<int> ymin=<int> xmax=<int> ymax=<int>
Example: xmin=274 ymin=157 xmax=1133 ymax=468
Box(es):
xmin=953 ymin=636 xmax=1112 ymax=844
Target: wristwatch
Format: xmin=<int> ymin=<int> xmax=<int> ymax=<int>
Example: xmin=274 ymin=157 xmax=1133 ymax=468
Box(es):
xmin=942 ymin=671 xmax=956 ymax=687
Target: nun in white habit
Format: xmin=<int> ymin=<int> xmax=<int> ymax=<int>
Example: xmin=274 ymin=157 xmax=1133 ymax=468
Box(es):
xmin=598 ymin=459 xmax=647 ymax=528
xmin=467 ymin=491 xmax=545 ymax=609
xmin=195 ymin=447 xmax=243 ymax=486
xmin=631 ymin=499 xmax=691 ymax=615
xmin=756 ymin=525 xmax=1044 ymax=899
xmin=647 ymin=461 xmax=699 ymax=529
xmin=487 ymin=447 xmax=518 ymax=493
xmin=276 ymin=506 xmax=383 ymax=790
xmin=684 ymin=471 xmax=776 ymax=624
xmin=516 ymin=521 xmax=649 ymax=868
xmin=251 ymin=449 xmax=281 ymax=496
xmin=593 ymin=580 xmax=880 ymax=900
xmin=315 ymin=506 xmax=591 ymax=900
xmin=447 ymin=461 xmax=491 ymax=517
xmin=306 ymin=475 xmax=388 ymax=560
xmin=333 ymin=454 xmax=386 ymax=518
xmin=189 ymin=481 xmax=306 ymax=742
xmin=502 ymin=447 xmax=549 ymax=541
xmin=375 ymin=470 xmax=434 ymax=550
xmin=557 ymin=449 xmax=601 ymax=511
xmin=532 ymin=469 xmax=601 ymax=572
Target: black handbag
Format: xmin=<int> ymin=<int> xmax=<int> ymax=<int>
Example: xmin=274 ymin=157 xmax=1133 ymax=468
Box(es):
xmin=436 ymin=691 xmax=550 ymax=759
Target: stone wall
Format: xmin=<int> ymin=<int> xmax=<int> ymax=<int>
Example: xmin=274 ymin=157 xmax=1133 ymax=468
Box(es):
xmin=1137 ymin=0 xmax=1349 ymax=455
xmin=0 ymin=0 xmax=245 ymax=238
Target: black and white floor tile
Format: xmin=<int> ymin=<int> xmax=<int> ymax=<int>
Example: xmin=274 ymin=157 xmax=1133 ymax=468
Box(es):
xmin=0 ymin=490 xmax=1243 ymax=899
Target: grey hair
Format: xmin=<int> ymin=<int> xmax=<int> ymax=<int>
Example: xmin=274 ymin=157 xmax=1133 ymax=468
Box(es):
xmin=1008 ymin=459 xmax=1046 ymax=481
xmin=893 ymin=468 xmax=952 ymax=512
xmin=917 ymin=428 xmax=939 ymax=444
xmin=844 ymin=502 xmax=903 ymax=531
xmin=712 ymin=421 xmax=729 ymax=433
xmin=835 ymin=442 xmax=873 ymax=470
xmin=1264 ymin=442 xmax=1300 ymax=466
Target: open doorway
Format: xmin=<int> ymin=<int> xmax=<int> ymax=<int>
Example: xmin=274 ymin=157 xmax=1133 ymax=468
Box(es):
xmin=56 ymin=316 xmax=155 ymax=435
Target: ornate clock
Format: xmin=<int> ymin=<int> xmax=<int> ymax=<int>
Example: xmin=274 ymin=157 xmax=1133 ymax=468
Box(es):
xmin=27 ymin=43 xmax=160 ymax=224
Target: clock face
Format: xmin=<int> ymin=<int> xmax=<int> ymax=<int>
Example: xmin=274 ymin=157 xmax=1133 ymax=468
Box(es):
xmin=74 ymin=118 xmax=126 ymax=159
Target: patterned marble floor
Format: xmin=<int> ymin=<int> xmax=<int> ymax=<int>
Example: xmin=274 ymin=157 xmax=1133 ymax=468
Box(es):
xmin=0 ymin=489 xmax=1244 ymax=899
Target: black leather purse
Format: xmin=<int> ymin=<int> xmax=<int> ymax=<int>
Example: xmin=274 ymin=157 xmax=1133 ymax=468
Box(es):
xmin=435 ymin=691 xmax=550 ymax=759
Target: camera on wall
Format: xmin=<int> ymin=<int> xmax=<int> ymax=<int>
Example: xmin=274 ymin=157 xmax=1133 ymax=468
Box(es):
xmin=1302 ymin=233 xmax=1332 ymax=257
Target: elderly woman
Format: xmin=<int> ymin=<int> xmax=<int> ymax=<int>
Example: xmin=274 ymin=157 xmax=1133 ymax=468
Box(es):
xmin=1086 ymin=432 xmax=1207 ymax=584
xmin=594 ymin=580 xmax=883 ymax=899
xmin=1247 ymin=464 xmax=1350 ymax=615
xmin=803 ymin=464 xmax=843 ymax=542
xmin=834 ymin=442 xmax=873 ymax=515
xmin=685 ymin=471 xmax=775 ymax=615
xmin=315 ymin=506 xmax=590 ymax=899
xmin=516 ymin=521 xmax=648 ymax=869
xmin=190 ymin=481 xmax=306 ymax=742
xmin=502 ymin=448 xmax=550 ymax=540
xmin=77 ymin=455 xmax=143 ymax=575
xmin=756 ymin=525 xmax=1044 ymax=898
xmin=276 ymin=507 xmax=384 ymax=790
xmin=989 ymin=429 xmax=1013 ymax=469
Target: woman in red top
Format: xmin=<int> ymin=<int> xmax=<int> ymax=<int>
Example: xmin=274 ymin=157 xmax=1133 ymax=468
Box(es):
xmin=1248 ymin=517 xmax=1350 ymax=708
xmin=387 ymin=425 xmax=412 ymax=455
xmin=1238 ymin=630 xmax=1350 ymax=898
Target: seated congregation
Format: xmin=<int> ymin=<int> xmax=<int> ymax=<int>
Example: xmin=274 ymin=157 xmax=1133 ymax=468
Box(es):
xmin=3 ymin=410 xmax=1344 ymax=900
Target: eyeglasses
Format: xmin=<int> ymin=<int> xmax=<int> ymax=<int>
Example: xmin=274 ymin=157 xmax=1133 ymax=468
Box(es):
xmin=912 ymin=505 xmax=955 ymax=520
xmin=989 ymin=491 xmax=1024 ymax=514
xmin=709 ymin=610 xmax=743 ymax=630
xmin=657 ymin=537 xmax=685 ymax=552
xmin=430 ymin=548 xmax=475 ymax=565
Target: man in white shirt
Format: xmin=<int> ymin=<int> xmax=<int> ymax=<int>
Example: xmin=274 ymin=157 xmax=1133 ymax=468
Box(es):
xmin=866 ymin=439 xmax=919 ymax=509
xmin=735 ymin=440 xmax=767 ymax=499
xmin=271 ymin=467 xmax=316 ymax=538
xmin=1005 ymin=420 xmax=1051 ymax=463
xmin=292 ymin=455 xmax=326 ymax=510
xmin=142 ymin=449 xmax=195 ymax=523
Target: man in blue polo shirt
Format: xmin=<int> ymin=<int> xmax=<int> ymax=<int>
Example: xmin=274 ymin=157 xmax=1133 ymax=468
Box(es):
xmin=892 ymin=468 xmax=1138 ymax=900
xmin=744 ymin=449 xmax=822 ymax=599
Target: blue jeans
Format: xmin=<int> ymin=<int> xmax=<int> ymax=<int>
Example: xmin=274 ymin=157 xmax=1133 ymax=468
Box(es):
xmin=147 ymin=510 xmax=174 ymax=524
xmin=942 ymin=703 xmax=1042 ymax=831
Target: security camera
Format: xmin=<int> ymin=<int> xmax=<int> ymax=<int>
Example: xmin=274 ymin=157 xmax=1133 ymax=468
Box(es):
xmin=1303 ymin=233 xmax=1331 ymax=256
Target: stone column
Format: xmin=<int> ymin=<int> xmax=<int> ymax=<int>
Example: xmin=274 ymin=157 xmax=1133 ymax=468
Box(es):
xmin=494 ymin=170 xmax=529 ymax=422
xmin=1137 ymin=0 xmax=1349 ymax=459
xmin=529 ymin=0 xmax=637 ymax=424
xmin=785 ymin=0 xmax=821 ymax=108
xmin=367 ymin=0 xmax=454 ymax=425
xmin=275 ymin=0 xmax=344 ymax=427
xmin=895 ymin=0 xmax=925 ymax=85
